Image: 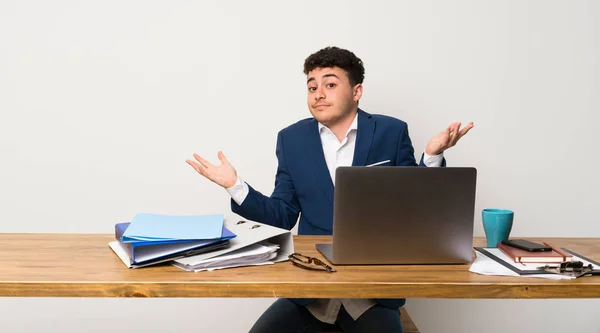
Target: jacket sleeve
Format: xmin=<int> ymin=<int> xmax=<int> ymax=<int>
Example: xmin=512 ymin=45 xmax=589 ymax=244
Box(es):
xmin=230 ymin=132 xmax=301 ymax=230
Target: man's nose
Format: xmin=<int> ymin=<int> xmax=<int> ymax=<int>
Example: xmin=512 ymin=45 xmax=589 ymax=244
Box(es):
xmin=314 ymin=87 xmax=325 ymax=100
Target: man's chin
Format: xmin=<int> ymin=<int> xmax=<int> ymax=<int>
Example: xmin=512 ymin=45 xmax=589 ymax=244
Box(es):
xmin=312 ymin=114 xmax=335 ymax=126
xmin=310 ymin=107 xmax=357 ymax=127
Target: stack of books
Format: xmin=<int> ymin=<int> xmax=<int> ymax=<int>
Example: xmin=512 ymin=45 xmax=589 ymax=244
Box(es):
xmin=497 ymin=241 xmax=573 ymax=264
xmin=472 ymin=241 xmax=600 ymax=278
xmin=109 ymin=213 xmax=236 ymax=268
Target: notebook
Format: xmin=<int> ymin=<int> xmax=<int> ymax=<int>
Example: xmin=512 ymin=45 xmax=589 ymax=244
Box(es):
xmin=498 ymin=242 xmax=573 ymax=263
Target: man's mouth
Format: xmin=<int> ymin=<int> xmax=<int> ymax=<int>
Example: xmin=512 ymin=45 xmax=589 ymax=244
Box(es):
xmin=314 ymin=104 xmax=331 ymax=110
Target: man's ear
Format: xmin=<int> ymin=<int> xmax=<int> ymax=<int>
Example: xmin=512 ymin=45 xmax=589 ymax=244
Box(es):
xmin=353 ymin=84 xmax=363 ymax=103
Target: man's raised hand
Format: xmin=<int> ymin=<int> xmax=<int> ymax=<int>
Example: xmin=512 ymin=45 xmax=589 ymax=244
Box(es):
xmin=186 ymin=151 xmax=238 ymax=188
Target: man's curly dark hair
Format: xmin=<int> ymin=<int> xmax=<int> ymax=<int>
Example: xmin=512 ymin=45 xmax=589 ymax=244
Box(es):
xmin=303 ymin=46 xmax=365 ymax=86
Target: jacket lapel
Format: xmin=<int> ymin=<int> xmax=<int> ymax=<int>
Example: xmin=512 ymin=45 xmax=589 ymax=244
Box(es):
xmin=305 ymin=120 xmax=334 ymax=203
xmin=352 ymin=109 xmax=375 ymax=166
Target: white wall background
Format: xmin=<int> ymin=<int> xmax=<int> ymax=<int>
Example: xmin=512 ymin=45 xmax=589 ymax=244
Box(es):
xmin=1 ymin=0 xmax=598 ymax=332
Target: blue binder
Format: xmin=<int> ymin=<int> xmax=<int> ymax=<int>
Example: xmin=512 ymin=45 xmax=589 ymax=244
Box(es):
xmin=121 ymin=213 xmax=225 ymax=242
xmin=114 ymin=222 xmax=236 ymax=265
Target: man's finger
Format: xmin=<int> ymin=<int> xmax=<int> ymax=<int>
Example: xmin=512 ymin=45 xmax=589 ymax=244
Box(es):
xmin=444 ymin=126 xmax=452 ymax=136
xmin=186 ymin=160 xmax=205 ymax=174
xmin=218 ymin=151 xmax=229 ymax=165
xmin=451 ymin=122 xmax=460 ymax=133
xmin=446 ymin=122 xmax=457 ymax=133
xmin=458 ymin=122 xmax=474 ymax=138
xmin=450 ymin=123 xmax=461 ymax=146
xmin=450 ymin=122 xmax=460 ymax=135
xmin=186 ymin=160 xmax=200 ymax=172
xmin=193 ymin=153 xmax=212 ymax=169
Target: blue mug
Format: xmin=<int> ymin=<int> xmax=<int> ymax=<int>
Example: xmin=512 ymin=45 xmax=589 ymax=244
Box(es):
xmin=482 ymin=209 xmax=514 ymax=248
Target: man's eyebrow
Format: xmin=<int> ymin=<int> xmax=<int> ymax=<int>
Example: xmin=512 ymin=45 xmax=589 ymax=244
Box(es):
xmin=307 ymin=73 xmax=339 ymax=84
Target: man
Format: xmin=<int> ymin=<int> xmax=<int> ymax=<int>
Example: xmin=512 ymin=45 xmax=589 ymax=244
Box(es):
xmin=187 ymin=46 xmax=473 ymax=333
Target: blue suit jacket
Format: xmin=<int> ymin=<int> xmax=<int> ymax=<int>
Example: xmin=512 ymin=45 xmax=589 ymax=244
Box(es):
xmin=231 ymin=109 xmax=445 ymax=309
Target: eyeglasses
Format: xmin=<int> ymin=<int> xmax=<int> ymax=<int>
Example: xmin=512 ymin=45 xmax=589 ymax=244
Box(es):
xmin=539 ymin=260 xmax=596 ymax=277
xmin=288 ymin=253 xmax=336 ymax=273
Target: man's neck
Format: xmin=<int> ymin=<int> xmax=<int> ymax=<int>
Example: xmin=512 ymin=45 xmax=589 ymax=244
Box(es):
xmin=328 ymin=109 xmax=358 ymax=143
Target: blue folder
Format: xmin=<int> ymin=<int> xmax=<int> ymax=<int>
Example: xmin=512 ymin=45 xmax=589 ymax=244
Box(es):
xmin=121 ymin=213 xmax=225 ymax=243
xmin=115 ymin=222 xmax=236 ymax=265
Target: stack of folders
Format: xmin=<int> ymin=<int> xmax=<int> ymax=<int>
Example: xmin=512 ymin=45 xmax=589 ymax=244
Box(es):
xmin=172 ymin=219 xmax=295 ymax=272
xmin=109 ymin=213 xmax=236 ymax=268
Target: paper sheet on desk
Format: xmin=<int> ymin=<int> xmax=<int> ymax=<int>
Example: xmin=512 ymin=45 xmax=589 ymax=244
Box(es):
xmin=182 ymin=259 xmax=276 ymax=272
xmin=174 ymin=219 xmax=293 ymax=268
xmin=469 ymin=251 xmax=575 ymax=280
xmin=173 ymin=242 xmax=280 ymax=272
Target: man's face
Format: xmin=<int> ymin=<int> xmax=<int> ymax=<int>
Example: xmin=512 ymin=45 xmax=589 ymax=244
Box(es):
xmin=306 ymin=67 xmax=362 ymax=127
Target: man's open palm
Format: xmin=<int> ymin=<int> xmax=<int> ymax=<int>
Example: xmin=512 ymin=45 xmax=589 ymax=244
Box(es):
xmin=426 ymin=121 xmax=474 ymax=156
xmin=186 ymin=151 xmax=237 ymax=189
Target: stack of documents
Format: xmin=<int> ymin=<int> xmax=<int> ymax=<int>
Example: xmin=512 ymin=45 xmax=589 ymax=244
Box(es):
xmin=108 ymin=214 xmax=296 ymax=272
xmin=109 ymin=213 xmax=236 ymax=268
xmin=172 ymin=219 xmax=295 ymax=272
xmin=174 ymin=242 xmax=280 ymax=272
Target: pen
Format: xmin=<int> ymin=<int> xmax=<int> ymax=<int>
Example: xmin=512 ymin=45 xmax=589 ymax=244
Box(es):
xmin=366 ymin=160 xmax=391 ymax=167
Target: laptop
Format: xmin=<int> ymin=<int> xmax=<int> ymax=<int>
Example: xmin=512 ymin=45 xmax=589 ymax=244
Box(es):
xmin=316 ymin=166 xmax=477 ymax=265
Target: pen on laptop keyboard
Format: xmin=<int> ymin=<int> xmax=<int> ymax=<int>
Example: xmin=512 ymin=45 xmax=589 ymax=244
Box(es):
xmin=366 ymin=160 xmax=391 ymax=167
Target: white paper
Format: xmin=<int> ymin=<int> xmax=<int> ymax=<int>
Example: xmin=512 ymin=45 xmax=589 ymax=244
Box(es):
xmin=173 ymin=242 xmax=280 ymax=272
xmin=469 ymin=250 xmax=575 ymax=280
xmin=174 ymin=219 xmax=293 ymax=266
xmin=194 ymin=243 xmax=278 ymax=264
xmin=173 ymin=260 xmax=275 ymax=272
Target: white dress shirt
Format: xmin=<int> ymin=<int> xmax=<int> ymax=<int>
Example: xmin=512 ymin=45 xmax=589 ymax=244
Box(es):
xmin=226 ymin=113 xmax=443 ymax=323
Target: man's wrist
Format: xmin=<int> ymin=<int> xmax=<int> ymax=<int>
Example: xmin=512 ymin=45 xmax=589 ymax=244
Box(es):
xmin=425 ymin=148 xmax=442 ymax=156
xmin=225 ymin=176 xmax=241 ymax=190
